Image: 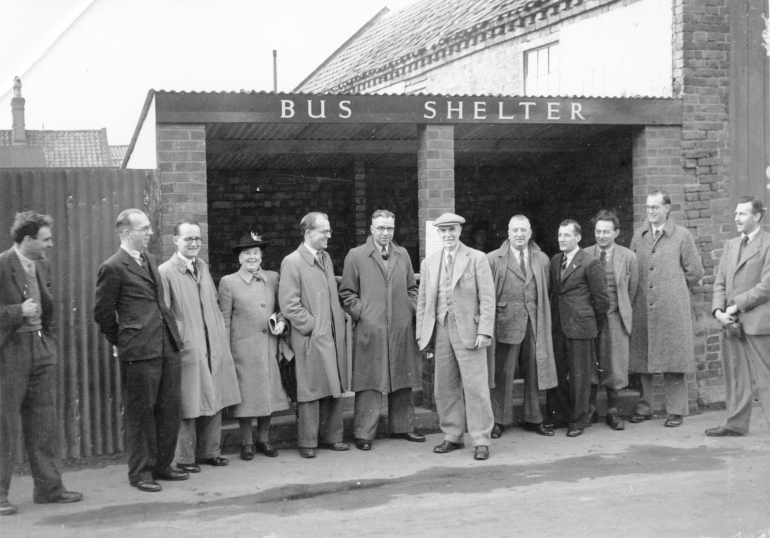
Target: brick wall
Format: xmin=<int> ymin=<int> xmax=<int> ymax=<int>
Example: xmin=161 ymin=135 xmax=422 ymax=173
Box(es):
xmin=156 ymin=124 xmax=208 ymax=261
xmin=206 ymin=169 xmax=355 ymax=281
xmin=674 ymin=0 xmax=731 ymax=407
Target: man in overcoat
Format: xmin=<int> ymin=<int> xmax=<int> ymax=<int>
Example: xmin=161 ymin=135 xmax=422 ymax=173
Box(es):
xmin=339 ymin=210 xmax=424 ymax=451
xmin=0 ymin=212 xmax=82 ymax=516
xmin=94 ymin=208 xmax=187 ymax=492
xmin=416 ymin=213 xmax=495 ymax=461
xmin=629 ymin=191 xmax=704 ymax=427
xmin=486 ymin=215 xmax=557 ymax=438
xmin=279 ymin=212 xmax=349 ymax=459
xmin=584 ymin=210 xmax=638 ymax=431
xmin=159 ymin=219 xmax=241 ymax=472
xmin=707 ymin=196 xmax=770 ymax=437
xmin=546 ymin=219 xmax=609 ymax=437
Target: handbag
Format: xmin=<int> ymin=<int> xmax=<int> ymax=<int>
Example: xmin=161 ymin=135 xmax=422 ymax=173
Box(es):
xmin=723 ymin=321 xmax=744 ymax=339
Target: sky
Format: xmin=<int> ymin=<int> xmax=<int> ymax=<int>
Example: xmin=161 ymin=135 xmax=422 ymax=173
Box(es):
xmin=0 ymin=0 xmax=415 ymax=144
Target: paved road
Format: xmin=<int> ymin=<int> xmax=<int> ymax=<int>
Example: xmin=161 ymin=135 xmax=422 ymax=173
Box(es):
xmin=2 ymin=409 xmax=769 ymax=538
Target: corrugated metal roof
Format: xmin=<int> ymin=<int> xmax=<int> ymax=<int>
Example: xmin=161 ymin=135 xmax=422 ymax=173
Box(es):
xmin=294 ymin=0 xmax=593 ymax=93
xmin=0 ymin=146 xmax=47 ymax=167
xmin=0 ymin=129 xmax=113 ymax=167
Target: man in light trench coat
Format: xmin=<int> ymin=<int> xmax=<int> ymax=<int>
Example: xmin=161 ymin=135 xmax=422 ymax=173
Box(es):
xmin=629 ymin=191 xmax=704 ymax=427
xmin=339 ymin=209 xmax=425 ymax=451
xmin=159 ymin=219 xmax=241 ymax=473
xmin=279 ymin=212 xmax=350 ymax=459
xmin=584 ymin=210 xmax=638 ymax=431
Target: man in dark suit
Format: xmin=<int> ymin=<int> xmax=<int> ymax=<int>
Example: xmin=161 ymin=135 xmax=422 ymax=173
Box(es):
xmin=94 ymin=208 xmax=187 ymax=492
xmin=546 ymin=219 xmax=609 ymax=437
xmin=0 ymin=212 xmax=82 ymax=516
xmin=707 ymin=196 xmax=770 ymax=437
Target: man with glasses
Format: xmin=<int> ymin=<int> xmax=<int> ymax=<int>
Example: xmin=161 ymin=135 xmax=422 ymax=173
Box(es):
xmin=629 ymin=191 xmax=703 ymax=427
xmin=159 ymin=219 xmax=241 ymax=473
xmin=416 ymin=213 xmax=496 ymax=460
xmin=279 ymin=212 xmax=349 ymax=458
xmin=94 ymin=208 xmax=186 ymax=491
xmin=339 ymin=210 xmax=424 ymax=451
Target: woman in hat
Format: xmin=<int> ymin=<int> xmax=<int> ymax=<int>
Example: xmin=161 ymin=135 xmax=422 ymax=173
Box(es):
xmin=218 ymin=233 xmax=291 ymax=460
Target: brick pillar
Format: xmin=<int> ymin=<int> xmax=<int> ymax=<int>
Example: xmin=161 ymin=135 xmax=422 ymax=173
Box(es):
xmin=417 ymin=124 xmax=455 ymax=409
xmin=354 ymin=159 xmax=367 ymax=240
xmin=156 ymin=124 xmax=209 ymax=262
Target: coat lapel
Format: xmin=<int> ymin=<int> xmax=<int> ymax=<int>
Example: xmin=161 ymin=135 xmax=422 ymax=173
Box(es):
xmin=736 ymin=232 xmax=762 ymax=271
xmin=561 ymin=250 xmax=581 ymax=282
xmin=9 ymin=249 xmax=29 ymax=297
xmin=365 ymin=237 xmax=388 ymax=281
xmin=119 ymin=248 xmax=154 ymax=283
xmin=611 ymin=247 xmax=624 ymax=287
xmin=450 ymin=243 xmax=470 ymax=290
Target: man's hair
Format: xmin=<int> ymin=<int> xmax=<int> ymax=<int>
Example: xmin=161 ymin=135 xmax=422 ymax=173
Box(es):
xmin=11 ymin=211 xmax=53 ymax=244
xmin=737 ymin=196 xmax=766 ymax=221
xmin=300 ymin=212 xmax=328 ymax=235
xmin=115 ymin=209 xmax=146 ymax=233
xmin=649 ymin=190 xmax=671 ymax=206
xmin=371 ymin=209 xmax=395 ymax=221
xmin=174 ymin=218 xmax=201 ymax=236
xmin=508 ymin=215 xmax=530 ymax=228
xmin=559 ymin=219 xmax=582 ymax=236
xmin=593 ymin=209 xmax=620 ymax=231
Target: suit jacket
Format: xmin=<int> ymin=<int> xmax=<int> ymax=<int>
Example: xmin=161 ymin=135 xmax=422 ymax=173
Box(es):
xmin=0 ymin=248 xmax=56 ymax=364
xmin=416 ymin=242 xmax=495 ymax=350
xmin=712 ymin=228 xmax=770 ymax=335
xmin=549 ymin=249 xmax=609 ymax=340
xmin=583 ymin=244 xmax=638 ymax=334
xmin=94 ymin=248 xmax=181 ymax=362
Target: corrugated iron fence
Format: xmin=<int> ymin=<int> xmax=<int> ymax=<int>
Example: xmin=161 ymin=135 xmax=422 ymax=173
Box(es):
xmin=0 ymin=168 xmax=160 ymax=460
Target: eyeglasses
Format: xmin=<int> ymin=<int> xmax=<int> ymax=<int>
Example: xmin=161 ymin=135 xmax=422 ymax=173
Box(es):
xmin=181 ymin=237 xmax=202 ymax=244
xmin=645 ymin=205 xmax=665 ymax=212
xmin=373 ymin=226 xmax=395 ymax=233
xmin=128 ymin=226 xmax=152 ymax=234
xmin=314 ymin=229 xmax=332 ymax=236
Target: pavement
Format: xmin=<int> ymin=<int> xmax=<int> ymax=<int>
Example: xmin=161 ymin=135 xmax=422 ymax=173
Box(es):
xmin=1 ymin=407 xmax=769 ymax=538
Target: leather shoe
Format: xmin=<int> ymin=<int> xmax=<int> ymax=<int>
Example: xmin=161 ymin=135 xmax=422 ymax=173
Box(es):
xmin=199 ymin=456 xmax=228 ymax=466
xmin=606 ymin=413 xmax=625 ymax=431
xmin=318 ymin=442 xmax=350 ymax=451
xmin=664 ymin=414 xmax=683 ymax=427
xmin=523 ymin=422 xmax=555 ymax=436
xmin=629 ymin=413 xmax=652 ymax=423
xmin=390 ymin=432 xmax=426 ymax=442
xmin=566 ymin=428 xmax=583 ymax=437
xmin=474 ymin=446 xmax=489 ymax=460
xmin=491 ymin=423 xmax=504 ymax=439
xmin=131 ymin=479 xmax=162 ymax=492
xmin=544 ymin=420 xmax=569 ymax=430
xmin=299 ymin=448 xmax=316 ymax=459
xmin=434 ymin=440 xmax=464 ymax=453
xmin=176 ymin=462 xmax=201 ymax=473
xmin=0 ymin=500 xmax=18 ymax=515
xmin=705 ymin=426 xmax=744 ymax=437
xmin=586 ymin=407 xmax=599 ymax=425
xmin=241 ymin=443 xmax=255 ymax=461
xmin=34 ymin=490 xmax=83 ymax=504
xmin=355 ymin=438 xmax=372 ymax=451
xmin=153 ymin=468 xmax=189 ymax=481
xmin=256 ymin=442 xmax=279 ymax=457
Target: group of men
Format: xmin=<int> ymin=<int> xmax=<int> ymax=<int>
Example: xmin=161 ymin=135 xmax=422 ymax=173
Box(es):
xmin=2 ymin=190 xmax=769 ymax=514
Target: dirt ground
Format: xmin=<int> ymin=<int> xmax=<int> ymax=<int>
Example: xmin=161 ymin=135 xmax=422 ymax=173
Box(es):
xmin=1 ymin=408 xmax=769 ymax=538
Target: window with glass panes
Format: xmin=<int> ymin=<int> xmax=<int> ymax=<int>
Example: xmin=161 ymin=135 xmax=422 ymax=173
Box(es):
xmin=524 ymin=43 xmax=560 ymax=96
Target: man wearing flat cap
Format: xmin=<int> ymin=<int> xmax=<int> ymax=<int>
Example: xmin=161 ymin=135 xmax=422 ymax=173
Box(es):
xmin=416 ymin=213 xmax=496 ymax=460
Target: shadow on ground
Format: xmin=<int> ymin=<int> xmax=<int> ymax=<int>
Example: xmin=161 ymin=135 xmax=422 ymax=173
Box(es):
xmin=38 ymin=444 xmax=748 ymax=527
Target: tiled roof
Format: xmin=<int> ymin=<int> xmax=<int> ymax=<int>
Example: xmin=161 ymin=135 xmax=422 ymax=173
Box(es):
xmin=297 ymin=0 xmax=582 ymax=93
xmin=110 ymin=145 xmax=128 ymax=167
xmin=0 ymin=128 xmax=113 ymax=167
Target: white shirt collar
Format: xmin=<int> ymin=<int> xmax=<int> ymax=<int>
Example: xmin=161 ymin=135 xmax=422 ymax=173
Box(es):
xmin=743 ymin=227 xmax=760 ymax=243
xmin=13 ymin=244 xmax=35 ymax=267
xmin=120 ymin=244 xmax=143 ymax=263
xmin=177 ymin=251 xmax=196 ymax=270
xmin=444 ymin=244 xmax=459 ymax=260
xmin=598 ymin=244 xmax=615 ymax=259
xmin=304 ymin=243 xmax=319 ymax=258
xmin=510 ymin=245 xmax=528 ymax=261
xmin=563 ymin=247 xmax=579 ymax=266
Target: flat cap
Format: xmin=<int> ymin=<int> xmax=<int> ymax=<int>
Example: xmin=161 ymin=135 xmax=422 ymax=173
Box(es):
xmin=433 ymin=212 xmax=466 ymax=227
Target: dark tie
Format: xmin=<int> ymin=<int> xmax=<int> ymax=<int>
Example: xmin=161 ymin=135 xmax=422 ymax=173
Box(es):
xmin=381 ymin=248 xmax=389 ymax=261
xmin=140 ymin=253 xmax=148 ymax=271
xmin=739 ymin=236 xmax=749 ymax=259
xmin=192 ymin=260 xmax=199 ymax=279
xmin=653 ymin=229 xmax=661 ymax=242
xmin=560 ymin=255 xmax=568 ymax=275
xmin=446 ymin=254 xmax=454 ymax=281
xmin=519 ymin=252 xmax=526 ymax=276
xmin=600 ymin=251 xmax=607 ymax=267
xmin=317 ymin=252 xmax=325 ymax=270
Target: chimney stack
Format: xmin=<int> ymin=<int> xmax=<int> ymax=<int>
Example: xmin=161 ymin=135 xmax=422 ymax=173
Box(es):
xmin=11 ymin=77 xmax=27 ymax=145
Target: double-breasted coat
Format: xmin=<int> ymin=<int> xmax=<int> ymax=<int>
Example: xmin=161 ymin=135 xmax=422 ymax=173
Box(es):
xmin=339 ymin=236 xmax=421 ymax=394
xmin=279 ymin=244 xmax=349 ymax=402
xmin=629 ymin=218 xmax=704 ymax=374
xmin=218 ymin=267 xmax=290 ymax=417
xmin=485 ymin=240 xmax=557 ymax=391
xmin=159 ymin=253 xmax=241 ymax=419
